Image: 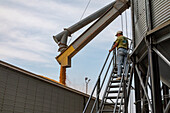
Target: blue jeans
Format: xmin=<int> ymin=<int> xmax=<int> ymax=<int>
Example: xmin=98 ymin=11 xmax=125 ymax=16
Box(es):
xmin=117 ymin=48 xmax=128 ymax=76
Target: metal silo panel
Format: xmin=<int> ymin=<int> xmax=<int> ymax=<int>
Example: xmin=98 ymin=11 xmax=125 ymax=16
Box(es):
xmin=133 ymin=0 xmax=138 ymax=23
xmin=134 ymin=0 xmax=147 ymax=45
xmin=151 ymin=0 xmax=170 ymax=28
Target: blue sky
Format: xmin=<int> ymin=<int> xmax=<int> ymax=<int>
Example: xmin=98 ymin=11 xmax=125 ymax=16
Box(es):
xmin=0 ymin=0 xmax=132 ymax=93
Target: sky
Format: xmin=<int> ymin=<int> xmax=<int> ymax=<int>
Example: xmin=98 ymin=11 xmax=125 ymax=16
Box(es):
xmin=0 ymin=0 xmax=132 ymax=94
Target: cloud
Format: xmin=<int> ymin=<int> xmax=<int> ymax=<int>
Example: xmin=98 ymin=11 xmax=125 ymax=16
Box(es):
xmin=0 ymin=6 xmax=56 ymax=31
xmin=0 ymin=0 xmax=132 ymax=93
xmin=0 ymin=0 xmax=62 ymax=63
xmin=0 ymin=45 xmax=48 ymax=63
xmin=0 ymin=19 xmax=56 ymax=63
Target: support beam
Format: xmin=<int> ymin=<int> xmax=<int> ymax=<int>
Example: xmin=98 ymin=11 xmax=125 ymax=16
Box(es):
xmin=142 ymin=72 xmax=149 ymax=113
xmin=53 ymin=1 xmax=117 ymax=43
xmin=56 ymin=0 xmax=130 ymax=67
xmin=96 ymin=79 xmax=100 ymax=112
xmin=123 ymin=77 xmax=128 ymax=113
xmin=148 ymin=43 xmax=163 ymax=113
xmin=162 ymin=83 xmax=169 ymax=109
xmin=53 ymin=1 xmax=118 ymax=52
xmin=164 ymin=101 xmax=170 ymax=113
xmin=152 ymin=47 xmax=170 ymax=67
xmin=134 ymin=63 xmax=141 ymax=113
xmin=135 ymin=65 xmax=152 ymax=112
xmin=145 ymin=0 xmax=163 ymax=112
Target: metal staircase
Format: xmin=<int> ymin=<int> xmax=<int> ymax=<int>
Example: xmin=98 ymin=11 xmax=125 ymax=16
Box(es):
xmin=53 ymin=0 xmax=132 ymax=112
xmin=99 ymin=67 xmax=130 ymax=113
xmin=83 ymin=39 xmax=133 ymax=113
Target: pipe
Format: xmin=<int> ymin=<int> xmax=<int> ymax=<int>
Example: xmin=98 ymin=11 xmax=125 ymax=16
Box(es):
xmin=53 ymin=1 xmax=116 ymax=43
xmin=58 ymin=31 xmax=69 ymax=52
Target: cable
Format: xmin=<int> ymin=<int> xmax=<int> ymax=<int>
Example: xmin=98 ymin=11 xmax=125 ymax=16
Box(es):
xmin=125 ymin=10 xmax=128 ymax=37
xmin=121 ymin=14 xmax=124 ymax=32
xmin=80 ymin=0 xmax=92 ymax=20
xmin=69 ymin=0 xmax=92 ymax=45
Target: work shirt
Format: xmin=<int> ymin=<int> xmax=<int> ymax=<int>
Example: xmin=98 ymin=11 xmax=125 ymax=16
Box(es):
xmin=115 ymin=36 xmax=128 ymax=50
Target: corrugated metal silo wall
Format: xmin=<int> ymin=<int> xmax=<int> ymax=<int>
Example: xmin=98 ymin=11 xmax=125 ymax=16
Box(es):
xmin=133 ymin=0 xmax=170 ymax=47
xmin=132 ymin=0 xmax=170 ymax=86
xmin=0 ymin=62 xmax=95 ymax=113
xmin=133 ymin=0 xmax=147 ymax=46
xmin=151 ymin=0 xmax=170 ymax=86
xmin=151 ymin=0 xmax=170 ymax=28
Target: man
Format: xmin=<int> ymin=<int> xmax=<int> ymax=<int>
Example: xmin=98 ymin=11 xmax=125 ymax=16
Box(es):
xmin=109 ymin=31 xmax=129 ymax=80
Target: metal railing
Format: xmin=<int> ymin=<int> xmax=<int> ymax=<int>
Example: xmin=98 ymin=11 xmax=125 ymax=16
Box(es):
xmin=82 ymin=42 xmax=116 ymax=113
xmin=83 ymin=38 xmax=133 ymax=113
xmin=112 ymin=38 xmax=133 ymax=113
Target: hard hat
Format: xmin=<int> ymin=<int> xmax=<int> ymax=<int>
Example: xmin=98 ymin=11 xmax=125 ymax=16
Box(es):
xmin=115 ymin=31 xmax=123 ymax=36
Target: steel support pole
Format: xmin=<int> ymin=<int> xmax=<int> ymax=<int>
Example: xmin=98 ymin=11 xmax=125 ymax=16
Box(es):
xmin=135 ymin=65 xmax=152 ymax=112
xmin=131 ymin=0 xmax=142 ymax=112
xmin=145 ymin=0 xmax=163 ymax=112
xmin=162 ymin=83 xmax=169 ymax=109
xmin=134 ymin=63 xmax=141 ymax=113
xmin=86 ymin=82 xmax=88 ymax=94
xmin=123 ymin=77 xmax=128 ymax=113
xmin=164 ymin=101 xmax=170 ymax=113
xmin=148 ymin=41 xmax=163 ymax=113
xmin=152 ymin=47 xmax=170 ymax=67
xmin=127 ymin=65 xmax=133 ymax=104
xmin=96 ymin=78 xmax=100 ymax=112
xmin=142 ymin=74 xmax=149 ymax=113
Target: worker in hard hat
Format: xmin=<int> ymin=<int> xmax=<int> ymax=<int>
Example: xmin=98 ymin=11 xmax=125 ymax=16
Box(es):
xmin=109 ymin=31 xmax=129 ymax=80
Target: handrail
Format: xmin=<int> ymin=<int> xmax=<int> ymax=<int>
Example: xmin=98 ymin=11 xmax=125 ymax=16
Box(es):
xmin=83 ymin=37 xmax=133 ymax=113
xmin=126 ymin=64 xmax=133 ymax=104
xmin=83 ymin=42 xmax=115 ymax=113
xmin=118 ymin=90 xmax=124 ymax=113
xmin=113 ymin=75 xmax=125 ymax=113
xmin=113 ymin=66 xmax=130 ymax=113
xmin=99 ymin=67 xmax=116 ymax=112
xmin=90 ymin=57 xmax=114 ymax=113
xmin=113 ymin=38 xmax=133 ymax=113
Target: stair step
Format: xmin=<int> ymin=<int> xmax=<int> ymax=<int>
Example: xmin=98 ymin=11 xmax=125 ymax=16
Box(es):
xmin=109 ymin=84 xmax=123 ymax=88
xmin=110 ymin=80 xmax=121 ymax=83
xmin=101 ymin=109 xmax=113 ymax=112
xmin=104 ymin=102 xmax=124 ymax=105
xmin=111 ymin=75 xmax=130 ymax=79
xmin=101 ymin=109 xmax=123 ymax=112
xmin=113 ymin=71 xmax=117 ymax=74
xmin=106 ymin=96 xmax=122 ymax=99
xmin=107 ymin=90 xmax=123 ymax=93
xmin=109 ymin=84 xmax=128 ymax=88
xmin=112 ymin=76 xmax=118 ymax=78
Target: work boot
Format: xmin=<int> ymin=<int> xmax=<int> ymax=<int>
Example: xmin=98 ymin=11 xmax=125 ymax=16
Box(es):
xmin=124 ymin=76 xmax=128 ymax=81
xmin=119 ymin=93 xmax=123 ymax=97
xmin=116 ymin=77 xmax=121 ymax=80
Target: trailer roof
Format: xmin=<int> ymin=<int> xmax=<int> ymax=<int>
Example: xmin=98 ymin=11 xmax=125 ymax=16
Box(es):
xmin=0 ymin=60 xmax=93 ymax=98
